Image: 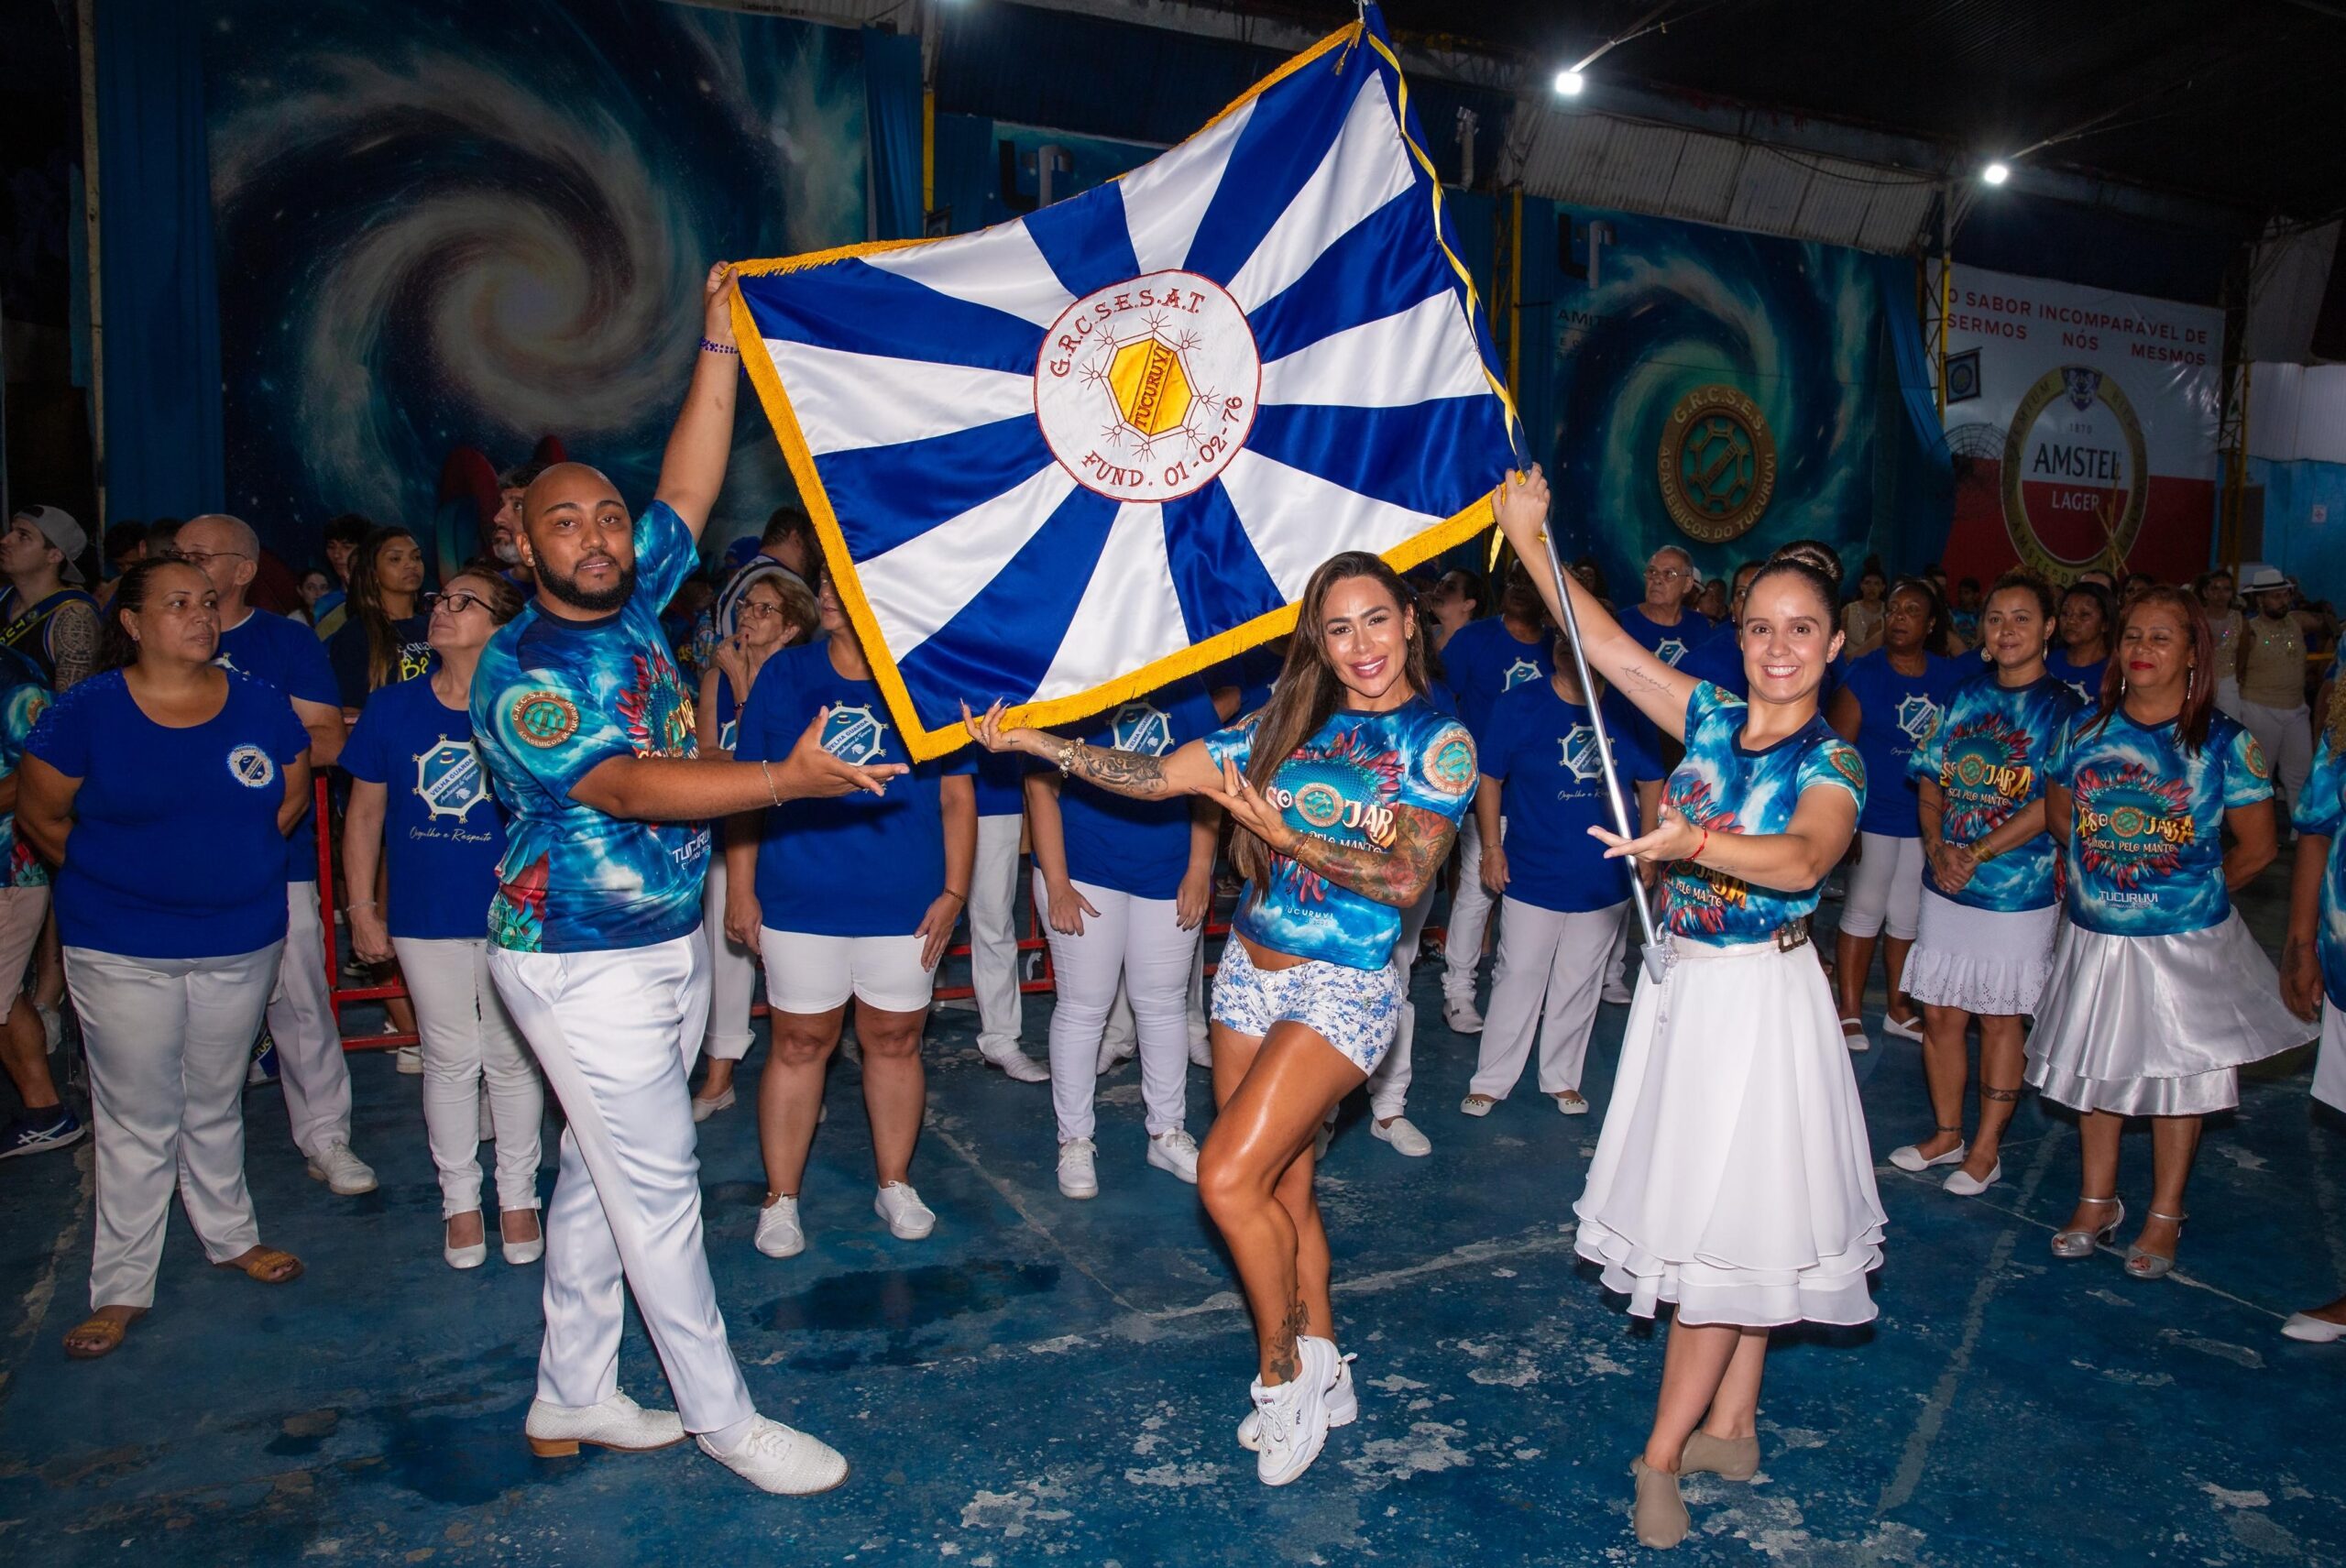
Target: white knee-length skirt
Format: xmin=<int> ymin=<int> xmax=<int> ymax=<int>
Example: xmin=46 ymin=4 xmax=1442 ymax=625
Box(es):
xmin=1902 ymin=888 xmax=2058 ymax=1017
xmin=1573 ymin=933 xmax=1886 ymax=1328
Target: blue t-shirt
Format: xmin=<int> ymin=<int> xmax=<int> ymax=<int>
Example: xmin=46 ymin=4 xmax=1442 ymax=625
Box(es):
xmin=341 ymin=674 xmax=510 ymax=942
xmin=1042 ymin=681 xmax=1222 ymax=900
xmin=1907 ymin=669 xmax=2079 ymax=912
xmin=1660 ymin=681 xmax=1865 ymax=944
xmin=1442 ymin=616 xmax=1553 ymax=739
xmin=972 ymin=748 xmax=1027 ymax=817
xmin=216 ymin=607 xmax=337 ymax=883
xmin=473 ymin=500 xmax=710 ymax=955
xmin=328 ymin=612 xmax=433 ymax=710
xmin=1618 ymin=605 xmax=1699 ymax=668
xmin=1841 ymin=649 xmax=1965 ymax=839
xmin=1201 ymin=697 xmax=1476 ymax=970
xmin=1478 ymin=679 xmax=1661 ymax=914
xmin=710 ymin=671 xmax=745 ymax=754
xmin=2051 ymin=707 xmax=2270 ymax=937
xmin=737 ymin=640 xmax=972 ymax=938
xmin=2046 ymin=648 xmax=2108 ymax=707
xmin=2292 ymin=731 xmax=2346 ymax=1007
xmin=27 ymin=671 xmax=308 ymax=959
xmin=0 ymin=664 xmax=52 ymax=888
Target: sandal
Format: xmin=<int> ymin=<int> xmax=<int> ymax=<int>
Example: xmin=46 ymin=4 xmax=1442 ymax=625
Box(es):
xmin=2125 ymin=1211 xmax=2187 ymax=1280
xmin=62 ymin=1310 xmax=140 ymax=1360
xmin=2052 ymin=1196 xmax=2124 ymax=1261
xmin=215 ymin=1245 xmax=305 ymax=1285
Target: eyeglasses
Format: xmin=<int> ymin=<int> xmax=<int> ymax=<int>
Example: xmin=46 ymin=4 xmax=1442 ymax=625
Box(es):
xmin=1646 ymin=565 xmax=1690 ymax=579
xmin=424 ymin=590 xmax=490 ymax=615
xmin=170 ymin=549 xmax=248 ymax=568
xmin=737 ymin=600 xmax=787 ymax=621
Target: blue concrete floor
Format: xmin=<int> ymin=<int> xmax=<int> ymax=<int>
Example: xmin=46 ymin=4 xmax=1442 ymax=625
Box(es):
xmin=3 ymin=872 xmax=2343 ymax=1565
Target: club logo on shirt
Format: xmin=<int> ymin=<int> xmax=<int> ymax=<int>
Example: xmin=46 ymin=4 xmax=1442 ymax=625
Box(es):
xmin=1826 ymin=744 xmax=1866 ymax=792
xmin=1655 ymin=638 xmax=1688 ymax=666
xmin=415 ymin=737 xmax=487 ymax=821
xmin=2244 ymin=735 xmax=2271 ymax=780
xmin=1501 ymin=658 xmax=1542 ymax=692
xmin=2073 ymin=762 xmax=2195 ymax=890
xmin=511 ymin=690 xmax=580 ymax=750
xmin=1110 ymin=700 xmax=1175 ymax=756
xmin=1293 ymin=781 xmax=1347 ymax=829
xmin=822 ymin=704 xmax=891 ymax=764
xmin=1559 ymin=724 xmax=1604 ymax=782
xmin=1895 ymin=694 xmax=1941 ymax=744
xmin=1420 ymin=726 xmax=1477 ymax=797
xmin=226 ymin=744 xmax=276 ymax=789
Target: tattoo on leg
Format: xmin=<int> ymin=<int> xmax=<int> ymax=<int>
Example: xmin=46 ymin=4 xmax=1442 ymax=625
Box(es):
xmin=1269 ymin=1291 xmax=1308 ymax=1383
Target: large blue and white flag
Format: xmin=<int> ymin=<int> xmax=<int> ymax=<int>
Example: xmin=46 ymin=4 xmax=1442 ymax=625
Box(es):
xmin=733 ymin=5 xmax=1518 ymax=759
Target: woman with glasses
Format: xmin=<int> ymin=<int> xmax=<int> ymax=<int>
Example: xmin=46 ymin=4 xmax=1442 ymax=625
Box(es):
xmin=691 ymin=573 xmax=817 ymax=1121
xmin=327 ymin=526 xmax=432 ymax=716
xmin=341 ymin=571 xmax=546 ymax=1270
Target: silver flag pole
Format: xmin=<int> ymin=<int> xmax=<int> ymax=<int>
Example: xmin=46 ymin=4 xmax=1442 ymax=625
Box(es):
xmin=1527 ymin=521 xmax=1667 ymax=980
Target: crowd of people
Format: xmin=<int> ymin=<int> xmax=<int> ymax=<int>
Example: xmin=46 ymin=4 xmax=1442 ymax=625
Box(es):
xmin=4 ymin=271 xmax=2342 ymax=1546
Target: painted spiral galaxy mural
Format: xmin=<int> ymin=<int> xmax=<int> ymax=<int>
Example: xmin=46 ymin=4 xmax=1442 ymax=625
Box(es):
xmin=203 ymin=0 xmax=868 ymax=562
xmin=1536 ymin=205 xmax=1946 ymax=594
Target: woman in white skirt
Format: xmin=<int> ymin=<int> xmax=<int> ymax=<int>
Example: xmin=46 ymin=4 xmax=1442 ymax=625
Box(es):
xmin=1025 ymin=678 xmax=1222 ymax=1197
xmin=2280 ymin=711 xmax=2346 ymax=1342
xmin=1496 ymin=470 xmax=1882 ymax=1552
xmin=688 ymin=571 xmax=814 ymax=1121
xmin=1461 ymin=647 xmax=1661 ymax=1115
xmin=1825 ymin=578 xmax=1961 ymax=1048
xmin=343 ymin=569 xmax=545 ymax=1269
xmin=1896 ymin=575 xmax=2080 ymax=1197
xmin=2033 ymin=587 xmax=2309 ymax=1278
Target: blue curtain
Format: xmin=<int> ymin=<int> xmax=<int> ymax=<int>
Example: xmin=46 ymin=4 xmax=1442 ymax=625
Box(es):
xmin=862 ymin=27 xmax=924 ymax=242
xmin=94 ymin=0 xmax=225 ymax=522
xmin=1873 ymin=254 xmax=1955 ymax=576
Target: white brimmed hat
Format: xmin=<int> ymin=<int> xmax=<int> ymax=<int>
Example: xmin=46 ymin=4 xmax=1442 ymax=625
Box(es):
xmin=2236 ymin=563 xmax=2294 ymax=594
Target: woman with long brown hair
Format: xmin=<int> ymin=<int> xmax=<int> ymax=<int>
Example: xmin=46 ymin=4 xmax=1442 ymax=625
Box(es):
xmin=964 ymin=550 xmax=1477 ymax=1487
xmin=2030 ymin=586 xmax=2309 ymax=1277
xmin=327 ymin=525 xmax=432 ymax=715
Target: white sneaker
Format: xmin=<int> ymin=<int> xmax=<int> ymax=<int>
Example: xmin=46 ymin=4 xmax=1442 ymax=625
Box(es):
xmin=755 ymin=1196 xmax=805 ymax=1258
xmin=306 ymin=1142 xmax=378 ymax=1195
xmin=699 ymin=1414 xmax=849 ymax=1495
xmin=1096 ymin=1035 xmax=1136 ymax=1075
xmin=981 ymin=1047 xmax=1051 ymax=1084
xmin=1600 ymin=978 xmax=1634 ymax=1005
xmin=37 ymin=1003 xmax=61 ymax=1053
xmin=1058 ymin=1138 xmax=1099 ymax=1199
xmin=1442 ymin=997 xmax=1485 ymax=1034
xmin=1147 ymin=1128 xmax=1200 ymax=1183
xmin=1372 ymin=1116 xmax=1431 ymax=1157
xmin=394 ymin=1045 xmax=423 ymax=1075
xmin=1249 ymin=1334 xmax=1338 ymax=1485
xmin=1189 ymin=1033 xmax=1213 ymax=1068
xmin=525 ymin=1389 xmax=686 ymax=1457
xmin=692 ymin=1085 xmax=737 ymax=1123
xmin=1240 ymin=1349 xmax=1356 ymax=1450
xmin=874 ymin=1181 xmax=936 ymax=1240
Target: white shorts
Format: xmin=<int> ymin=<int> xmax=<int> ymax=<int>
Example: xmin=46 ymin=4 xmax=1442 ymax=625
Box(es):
xmin=759 ymin=927 xmax=932 ymax=1015
xmin=1209 ymin=938 xmax=1399 ymax=1074
xmin=0 ymin=884 xmax=49 ymax=1023
xmin=1840 ymin=832 xmax=1924 ymax=940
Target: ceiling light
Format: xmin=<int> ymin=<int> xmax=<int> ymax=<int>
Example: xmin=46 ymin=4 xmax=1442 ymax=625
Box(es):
xmin=1981 ymin=160 xmax=2011 ymax=185
xmin=1553 ymin=69 xmax=1586 ymax=96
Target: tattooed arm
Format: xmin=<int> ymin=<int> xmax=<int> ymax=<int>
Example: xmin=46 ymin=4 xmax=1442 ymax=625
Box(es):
xmin=1214 ymin=757 xmax=1457 ymax=909
xmin=960 ymin=699 xmax=1226 ymax=799
xmin=48 ymin=600 xmax=99 ymax=691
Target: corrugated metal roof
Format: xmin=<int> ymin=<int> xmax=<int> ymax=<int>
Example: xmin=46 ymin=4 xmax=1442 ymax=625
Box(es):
xmin=1513 ymin=104 xmax=1942 ymax=256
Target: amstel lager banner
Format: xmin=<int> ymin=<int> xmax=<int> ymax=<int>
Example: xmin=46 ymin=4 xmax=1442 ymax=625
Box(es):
xmin=1939 ymin=267 xmax=2221 ymax=587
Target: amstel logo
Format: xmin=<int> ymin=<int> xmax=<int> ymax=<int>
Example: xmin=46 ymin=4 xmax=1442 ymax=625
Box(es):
xmin=1999 ymin=365 xmax=2149 ymax=582
xmin=1036 ymin=270 xmax=1259 ymax=503
xmin=1659 ymin=384 xmax=1777 ymax=544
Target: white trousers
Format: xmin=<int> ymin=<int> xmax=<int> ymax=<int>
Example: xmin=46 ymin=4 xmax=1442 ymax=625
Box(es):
xmin=1034 ymin=872 xmax=1196 ymax=1142
xmin=68 ymin=942 xmax=281 ymax=1310
xmin=969 ymin=813 xmax=1025 ymax=1057
xmin=269 ymin=884 xmax=352 ymax=1158
xmin=1470 ymin=898 xmax=1623 ymax=1099
xmin=394 ymin=937 xmax=543 ymax=1219
xmin=700 ymin=858 xmax=758 ymax=1063
xmin=1841 ymin=832 xmax=1925 ymax=941
xmin=1443 ymin=814 xmax=1502 ymax=1003
xmin=1102 ymin=934 xmax=1208 ymax=1054
xmin=2238 ymin=697 xmax=2314 ymax=821
xmin=489 ymin=932 xmax=755 ymax=1434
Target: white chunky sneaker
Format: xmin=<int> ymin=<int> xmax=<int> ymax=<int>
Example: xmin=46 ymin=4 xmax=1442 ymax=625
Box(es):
xmin=1096 ymin=1035 xmax=1136 ymax=1075
xmin=1240 ymin=1347 xmax=1356 ymax=1451
xmin=1058 ymin=1138 xmax=1100 ymax=1200
xmin=1372 ymin=1116 xmax=1431 ymax=1157
xmin=394 ymin=1045 xmax=423 ymax=1075
xmin=305 ymin=1142 xmax=378 ymax=1195
xmin=755 ymin=1196 xmax=805 ymax=1258
xmin=874 ymin=1181 xmax=937 ymax=1240
xmin=1249 ymin=1334 xmax=1338 ymax=1486
xmin=1442 ymin=997 xmax=1485 ymax=1035
xmin=525 ymin=1389 xmax=686 ymax=1457
xmin=699 ymin=1414 xmax=850 ymax=1495
xmin=1189 ymin=1032 xmax=1213 ymax=1068
xmin=982 ymin=1047 xmax=1051 ymax=1084
xmin=1147 ymin=1127 xmax=1200 ymax=1184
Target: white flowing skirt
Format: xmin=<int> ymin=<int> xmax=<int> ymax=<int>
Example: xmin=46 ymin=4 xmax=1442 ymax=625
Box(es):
xmin=1902 ymin=889 xmax=2058 ymax=1016
xmin=1574 ymin=935 xmax=1886 ymax=1328
xmin=2026 ymin=914 xmax=2314 ymax=1116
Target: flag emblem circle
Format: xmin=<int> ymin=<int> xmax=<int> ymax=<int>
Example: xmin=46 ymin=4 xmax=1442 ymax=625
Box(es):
xmin=226 ymin=744 xmax=276 ymax=789
xmin=1421 ymin=730 xmax=1477 ymax=796
xmin=1295 ymin=781 xmax=1346 ymax=828
xmin=1036 ymin=270 xmax=1260 ymax=503
xmin=512 ymin=691 xmax=580 ymax=750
